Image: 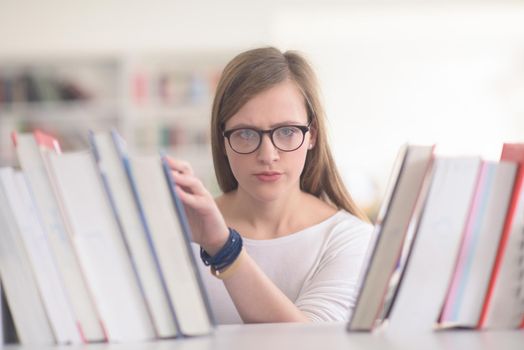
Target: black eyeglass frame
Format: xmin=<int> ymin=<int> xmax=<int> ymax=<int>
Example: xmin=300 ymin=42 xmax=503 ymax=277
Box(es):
xmin=222 ymin=121 xmax=312 ymax=155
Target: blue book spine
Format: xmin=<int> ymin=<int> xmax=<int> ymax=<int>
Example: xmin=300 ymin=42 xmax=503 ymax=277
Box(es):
xmin=110 ymin=130 xmax=183 ymax=337
xmin=87 ymin=130 xmax=156 ymax=335
xmin=160 ymin=154 xmax=216 ymax=327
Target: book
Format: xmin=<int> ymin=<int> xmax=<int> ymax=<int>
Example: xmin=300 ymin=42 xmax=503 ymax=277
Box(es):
xmin=0 ymin=168 xmax=55 ymax=345
xmin=385 ymin=157 xmax=482 ymax=332
xmin=13 ymin=132 xmax=106 ymax=342
xmin=89 ymin=130 xmax=178 ymax=338
xmin=479 ymin=144 xmax=524 ymax=329
xmin=129 ymin=153 xmax=214 ymax=336
xmin=45 ymin=150 xmax=156 ymax=343
xmin=0 ymin=281 xmax=2 ymax=345
xmin=440 ymin=161 xmax=517 ymax=327
xmin=1 ymin=285 xmax=18 ymax=344
xmin=0 ymin=168 xmax=83 ymax=344
xmin=347 ymin=144 xmax=435 ymax=331
xmin=161 ymin=155 xmax=215 ymax=331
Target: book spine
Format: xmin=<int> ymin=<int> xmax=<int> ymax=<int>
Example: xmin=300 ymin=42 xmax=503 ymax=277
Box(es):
xmin=161 ymin=155 xmax=215 ymax=327
xmin=112 ymin=131 xmax=182 ymax=337
xmin=88 ymin=131 xmax=157 ymax=337
xmin=478 ymin=167 xmax=523 ymax=328
xmin=440 ymin=162 xmax=490 ymax=322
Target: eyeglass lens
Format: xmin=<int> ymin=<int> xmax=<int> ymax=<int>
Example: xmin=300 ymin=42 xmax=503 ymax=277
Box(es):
xmin=229 ymin=126 xmax=306 ymax=153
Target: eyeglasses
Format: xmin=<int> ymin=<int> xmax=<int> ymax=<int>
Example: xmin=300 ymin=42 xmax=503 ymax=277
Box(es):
xmin=223 ymin=122 xmax=311 ymax=154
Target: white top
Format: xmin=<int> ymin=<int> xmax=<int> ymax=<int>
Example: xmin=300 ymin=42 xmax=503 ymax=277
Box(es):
xmin=193 ymin=210 xmax=374 ymax=324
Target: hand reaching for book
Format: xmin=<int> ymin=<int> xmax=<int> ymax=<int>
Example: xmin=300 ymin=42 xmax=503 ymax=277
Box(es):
xmin=166 ymin=157 xmax=229 ymax=256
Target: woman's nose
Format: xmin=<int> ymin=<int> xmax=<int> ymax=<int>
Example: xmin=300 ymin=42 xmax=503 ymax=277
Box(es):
xmin=256 ymin=134 xmax=279 ymax=163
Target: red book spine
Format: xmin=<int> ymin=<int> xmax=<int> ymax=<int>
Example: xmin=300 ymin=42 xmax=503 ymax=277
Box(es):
xmin=478 ymin=144 xmax=524 ymax=328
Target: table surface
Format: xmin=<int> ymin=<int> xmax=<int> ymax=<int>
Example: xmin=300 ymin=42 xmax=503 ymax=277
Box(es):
xmin=3 ymin=322 xmax=524 ymax=350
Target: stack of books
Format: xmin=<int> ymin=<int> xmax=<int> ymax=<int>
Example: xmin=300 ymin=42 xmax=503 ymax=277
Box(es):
xmin=0 ymin=130 xmax=214 ymax=346
xmin=347 ymin=144 xmax=524 ymax=332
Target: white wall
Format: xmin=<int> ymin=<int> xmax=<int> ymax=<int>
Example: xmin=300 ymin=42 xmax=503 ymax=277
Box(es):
xmin=1 ymin=0 xmax=524 ymax=209
xmin=272 ymin=3 xmax=524 ymax=207
xmin=0 ymin=0 xmax=276 ymax=56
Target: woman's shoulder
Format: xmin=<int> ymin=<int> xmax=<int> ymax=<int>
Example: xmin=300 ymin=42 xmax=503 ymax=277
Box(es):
xmin=330 ymin=210 xmax=374 ymax=236
xmin=295 ymin=195 xmax=373 ymax=245
xmin=301 ymin=193 xmax=370 ymax=231
xmin=318 ymin=207 xmax=373 ymax=245
xmin=321 ymin=209 xmax=373 ymax=233
xmin=314 ymin=210 xmax=374 ymax=259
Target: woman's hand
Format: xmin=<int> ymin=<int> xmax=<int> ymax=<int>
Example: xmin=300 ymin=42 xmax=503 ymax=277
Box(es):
xmin=166 ymin=157 xmax=229 ymax=255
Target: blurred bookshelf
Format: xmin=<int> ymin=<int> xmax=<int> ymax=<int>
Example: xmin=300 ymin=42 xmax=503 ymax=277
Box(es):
xmin=0 ymin=52 xmax=230 ymax=192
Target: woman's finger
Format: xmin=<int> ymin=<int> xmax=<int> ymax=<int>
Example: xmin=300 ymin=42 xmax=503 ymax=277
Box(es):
xmin=174 ymin=185 xmax=202 ymax=208
xmin=166 ymin=156 xmax=194 ymax=175
xmin=171 ymin=171 xmax=207 ymax=196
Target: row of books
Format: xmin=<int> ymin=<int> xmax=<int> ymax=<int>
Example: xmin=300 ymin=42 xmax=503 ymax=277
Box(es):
xmin=131 ymin=69 xmax=219 ymax=107
xmin=347 ymin=144 xmax=524 ymax=332
xmin=0 ymin=73 xmax=91 ymax=105
xmin=133 ymin=122 xmax=209 ymax=150
xmin=0 ymin=130 xmax=214 ymax=345
xmin=2 ymin=131 xmax=523 ymax=345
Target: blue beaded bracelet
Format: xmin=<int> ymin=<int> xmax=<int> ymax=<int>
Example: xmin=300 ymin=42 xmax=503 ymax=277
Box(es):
xmin=200 ymin=228 xmax=243 ymax=271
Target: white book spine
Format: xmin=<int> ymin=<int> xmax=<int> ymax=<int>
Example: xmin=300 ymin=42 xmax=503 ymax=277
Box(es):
xmin=4 ymin=169 xmax=83 ymax=344
xmin=92 ymin=132 xmax=177 ymax=338
xmin=47 ymin=151 xmax=155 ymax=343
xmin=0 ymin=169 xmax=55 ymax=345
xmin=386 ymin=157 xmax=481 ymax=332
xmin=15 ymin=135 xmax=105 ymax=342
xmin=131 ymin=155 xmax=211 ymax=336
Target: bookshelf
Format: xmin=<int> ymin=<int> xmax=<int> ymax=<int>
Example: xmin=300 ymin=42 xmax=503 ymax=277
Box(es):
xmin=0 ymin=56 xmax=120 ymax=166
xmin=0 ymin=51 xmax=230 ymax=191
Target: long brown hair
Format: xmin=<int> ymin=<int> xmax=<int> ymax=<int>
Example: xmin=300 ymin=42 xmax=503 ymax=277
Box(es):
xmin=211 ymin=47 xmax=368 ymax=221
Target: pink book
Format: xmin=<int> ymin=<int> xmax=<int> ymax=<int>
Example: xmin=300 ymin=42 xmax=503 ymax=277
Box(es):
xmin=479 ymin=144 xmax=524 ymax=329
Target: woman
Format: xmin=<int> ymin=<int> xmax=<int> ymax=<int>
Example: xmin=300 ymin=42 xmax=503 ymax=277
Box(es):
xmin=168 ymin=47 xmax=373 ymax=324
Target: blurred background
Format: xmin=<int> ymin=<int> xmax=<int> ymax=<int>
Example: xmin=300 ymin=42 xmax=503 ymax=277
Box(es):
xmin=1 ymin=0 xmax=523 ymax=220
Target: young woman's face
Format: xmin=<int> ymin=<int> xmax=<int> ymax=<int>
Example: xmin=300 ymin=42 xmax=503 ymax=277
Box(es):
xmin=223 ymin=80 xmax=315 ymax=203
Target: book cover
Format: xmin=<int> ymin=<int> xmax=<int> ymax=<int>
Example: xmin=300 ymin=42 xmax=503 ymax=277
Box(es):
xmin=440 ymin=161 xmax=517 ymax=327
xmin=0 ymin=168 xmax=55 ymax=345
xmin=89 ymin=130 xmax=178 ymax=338
xmin=479 ymin=144 xmax=524 ymax=329
xmin=1 ymin=168 xmax=84 ymax=344
xmin=129 ymin=153 xmax=213 ymax=336
xmin=13 ymin=132 xmax=106 ymax=342
xmin=45 ymin=150 xmax=156 ymax=343
xmin=161 ymin=155 xmax=215 ymax=329
xmin=347 ymin=144 xmax=435 ymax=331
xmin=1 ymin=282 xmax=18 ymax=344
xmin=386 ymin=157 xmax=482 ymax=332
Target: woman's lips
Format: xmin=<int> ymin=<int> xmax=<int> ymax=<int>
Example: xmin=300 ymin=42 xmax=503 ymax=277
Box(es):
xmin=254 ymin=172 xmax=282 ymax=182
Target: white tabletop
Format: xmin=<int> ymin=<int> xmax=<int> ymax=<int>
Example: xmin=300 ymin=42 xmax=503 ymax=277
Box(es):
xmin=4 ymin=323 xmax=524 ymax=350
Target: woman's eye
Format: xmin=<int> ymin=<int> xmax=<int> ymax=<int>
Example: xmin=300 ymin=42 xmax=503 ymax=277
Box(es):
xmin=277 ymin=127 xmax=298 ymax=137
xmin=237 ymin=129 xmax=257 ymax=139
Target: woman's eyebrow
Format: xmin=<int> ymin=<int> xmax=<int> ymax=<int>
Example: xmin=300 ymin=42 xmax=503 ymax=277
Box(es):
xmin=227 ymin=120 xmax=307 ymax=129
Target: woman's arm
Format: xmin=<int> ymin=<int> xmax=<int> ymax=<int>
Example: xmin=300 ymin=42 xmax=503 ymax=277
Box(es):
xmin=167 ymin=157 xmax=309 ymax=323
xmin=221 ymin=246 xmax=310 ymax=323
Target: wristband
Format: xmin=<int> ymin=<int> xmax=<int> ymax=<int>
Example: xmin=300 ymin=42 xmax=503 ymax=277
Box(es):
xmin=200 ymin=228 xmax=243 ymax=272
